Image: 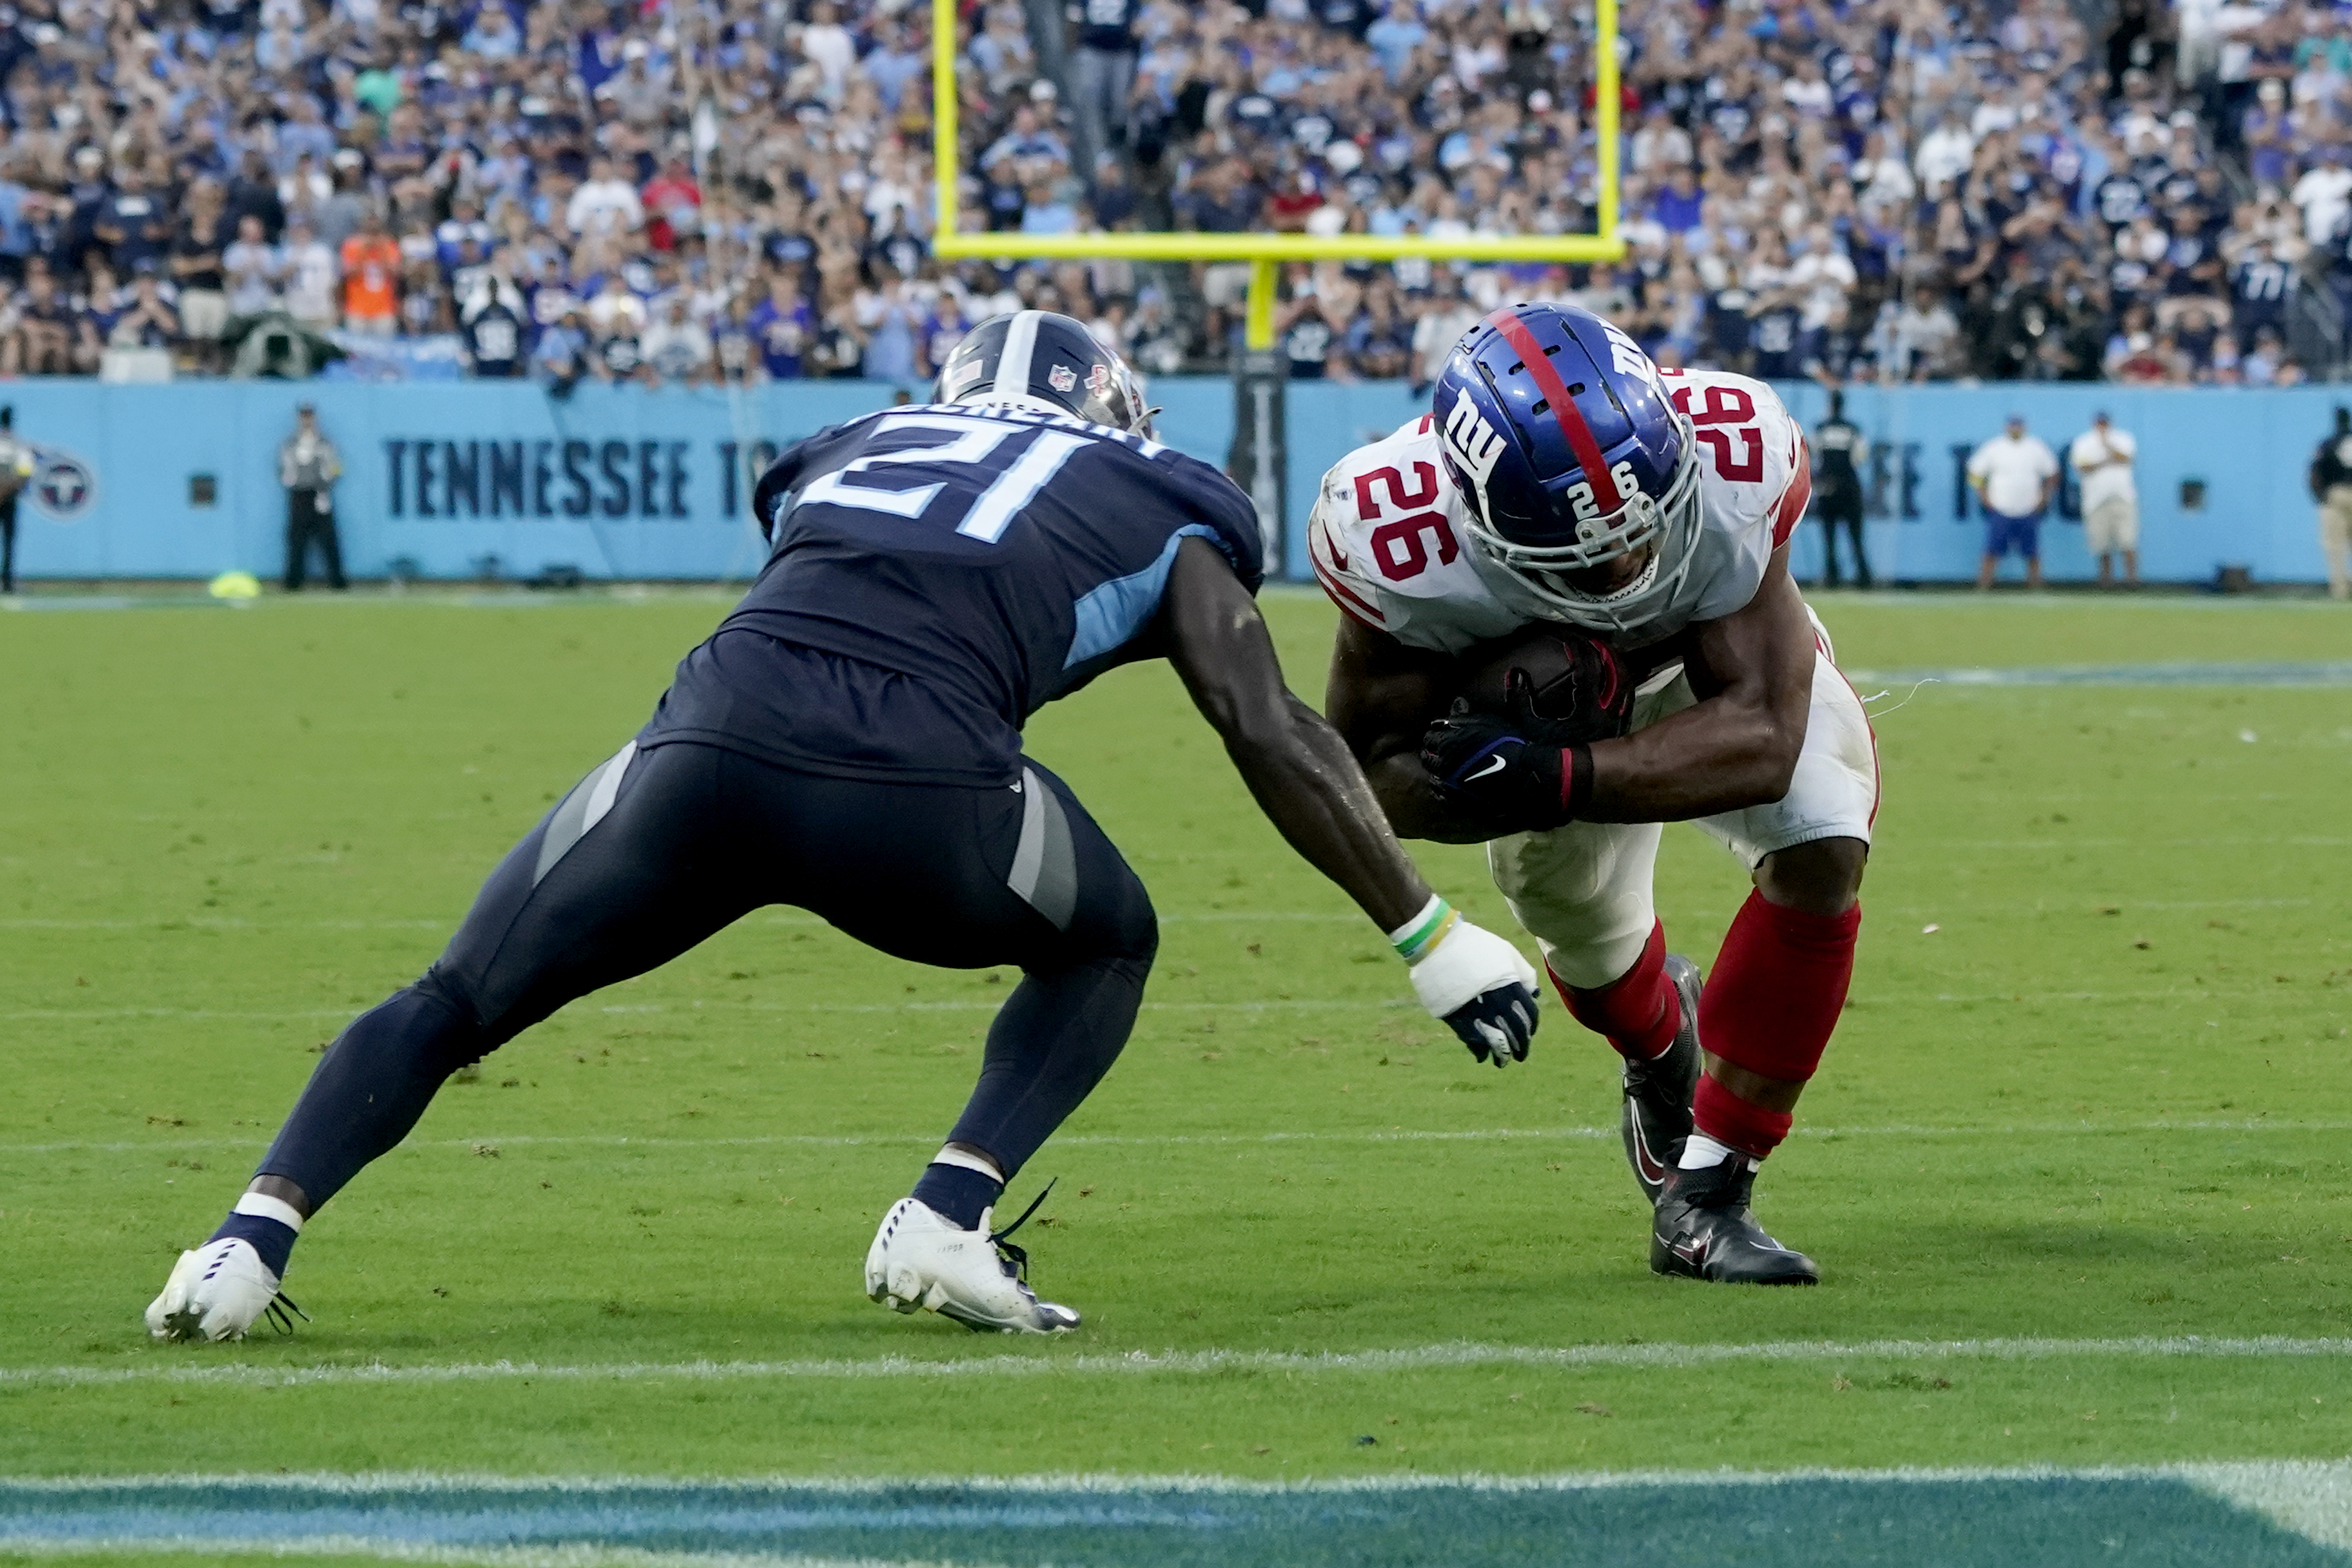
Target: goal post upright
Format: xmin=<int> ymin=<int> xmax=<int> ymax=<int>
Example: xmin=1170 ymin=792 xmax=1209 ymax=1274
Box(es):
xmin=924 ymin=0 xmax=1622 ymax=571
xmin=926 ymin=0 xmax=1624 ymax=346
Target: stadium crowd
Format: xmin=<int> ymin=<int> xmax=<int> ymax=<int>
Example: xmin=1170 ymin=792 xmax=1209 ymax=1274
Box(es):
xmin=0 ymin=0 xmax=2333 ymax=387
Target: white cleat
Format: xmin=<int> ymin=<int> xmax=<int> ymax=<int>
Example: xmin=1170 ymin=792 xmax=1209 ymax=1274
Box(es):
xmin=145 ymin=1238 xmax=302 ymax=1342
xmin=863 ymin=1197 xmax=1080 ymax=1334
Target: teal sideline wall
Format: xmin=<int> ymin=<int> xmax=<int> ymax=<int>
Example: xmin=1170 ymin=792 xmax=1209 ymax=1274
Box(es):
xmin=2 ymin=378 xmax=2339 ymax=585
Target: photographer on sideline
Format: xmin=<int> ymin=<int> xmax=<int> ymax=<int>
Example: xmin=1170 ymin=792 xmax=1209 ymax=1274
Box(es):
xmin=0 ymin=406 xmax=34 ymax=595
xmin=280 ymin=402 xmax=345 ymax=593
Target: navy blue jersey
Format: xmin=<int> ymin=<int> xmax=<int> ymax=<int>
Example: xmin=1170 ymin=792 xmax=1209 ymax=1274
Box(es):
xmin=642 ymin=402 xmax=1263 ymax=785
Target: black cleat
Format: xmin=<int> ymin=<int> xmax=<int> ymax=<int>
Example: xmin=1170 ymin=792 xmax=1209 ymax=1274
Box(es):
xmin=1620 ymin=954 xmax=1703 ymax=1205
xmin=1650 ymin=1151 xmax=1820 ymax=1285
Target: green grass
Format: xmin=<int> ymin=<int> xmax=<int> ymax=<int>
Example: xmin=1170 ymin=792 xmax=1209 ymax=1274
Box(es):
xmin=2 ymin=589 xmax=2350 ymax=1491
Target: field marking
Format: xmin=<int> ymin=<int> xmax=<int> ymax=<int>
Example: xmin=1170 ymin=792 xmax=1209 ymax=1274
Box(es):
xmin=0 ymin=1544 xmax=924 ymax=1568
xmin=1848 ymin=661 xmax=2352 ymax=687
xmin=4 ymin=1460 xmax=2350 ymax=1497
xmin=9 ymin=978 xmax=2331 ymax=1027
xmin=2198 ymin=1459 xmax=2352 ymax=1552
xmin=6 ymin=1334 xmax=2350 ymax=1393
xmin=3 ymin=1118 xmax=2345 ymax=1160
xmin=7 ymin=1118 xmax=2345 ymax=1158
xmin=0 ymin=913 xmax=1377 ymax=933
xmin=0 ymin=896 xmax=2321 ymax=934
xmin=2 ymin=1463 xmax=2349 ymax=1563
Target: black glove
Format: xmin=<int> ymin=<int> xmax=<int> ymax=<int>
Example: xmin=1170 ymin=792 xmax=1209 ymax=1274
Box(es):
xmin=1445 ymin=984 xmax=1541 ymax=1067
xmin=1421 ymin=670 xmax=1597 ymax=833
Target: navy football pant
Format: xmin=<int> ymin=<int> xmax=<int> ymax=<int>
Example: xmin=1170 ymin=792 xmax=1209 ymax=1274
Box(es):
xmin=257 ymin=740 xmax=1157 ymax=1209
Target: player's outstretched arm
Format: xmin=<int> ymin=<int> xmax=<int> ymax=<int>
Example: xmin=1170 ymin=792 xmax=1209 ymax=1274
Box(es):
xmin=1323 ymin=613 xmax=1503 ymax=845
xmin=1581 ymin=546 xmax=1816 ymax=823
xmin=1161 ymin=538 xmax=1540 ymax=1066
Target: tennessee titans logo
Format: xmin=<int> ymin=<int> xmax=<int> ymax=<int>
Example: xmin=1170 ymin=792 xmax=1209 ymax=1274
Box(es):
xmin=30 ymin=448 xmax=97 ymax=521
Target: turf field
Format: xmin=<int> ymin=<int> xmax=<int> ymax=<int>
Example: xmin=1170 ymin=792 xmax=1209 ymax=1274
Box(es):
xmin=2 ymin=586 xmax=2348 ymax=1565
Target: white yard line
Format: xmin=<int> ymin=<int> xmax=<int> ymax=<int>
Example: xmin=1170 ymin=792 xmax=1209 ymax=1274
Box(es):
xmin=5 ymin=977 xmax=2322 ymax=1026
xmin=2 ymin=1118 xmax=2343 ymax=1160
xmin=3 ymin=1118 xmax=2340 ymax=1160
xmin=3 ymin=1462 xmax=2350 ymax=1496
xmin=0 ymin=896 xmax=2317 ymax=934
xmin=5 ymin=1335 xmax=2348 ymax=1392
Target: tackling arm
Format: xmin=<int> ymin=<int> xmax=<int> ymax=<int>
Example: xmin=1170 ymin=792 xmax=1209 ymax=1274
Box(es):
xmin=1162 ymin=537 xmax=1540 ymax=1066
xmin=1163 ymin=538 xmax=1433 ymax=928
xmin=1579 ymin=545 xmax=1815 ymax=822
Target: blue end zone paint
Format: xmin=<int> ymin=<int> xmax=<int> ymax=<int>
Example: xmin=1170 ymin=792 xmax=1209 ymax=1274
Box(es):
xmin=2 ymin=1477 xmax=2344 ymax=1568
xmin=1849 ymin=662 xmax=2352 ymax=687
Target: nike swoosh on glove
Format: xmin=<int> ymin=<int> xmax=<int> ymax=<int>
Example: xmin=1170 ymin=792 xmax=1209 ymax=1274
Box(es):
xmin=1408 ymin=916 xmax=1541 ymax=1067
xmin=1422 ymin=672 xmax=1594 ymax=833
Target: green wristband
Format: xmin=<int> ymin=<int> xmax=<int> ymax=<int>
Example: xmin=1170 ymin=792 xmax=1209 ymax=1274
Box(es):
xmin=1389 ymin=896 xmax=1455 ymax=962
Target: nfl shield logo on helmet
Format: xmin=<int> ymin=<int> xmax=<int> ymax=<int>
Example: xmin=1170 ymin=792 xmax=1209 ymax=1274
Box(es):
xmin=1047 ymin=364 xmax=1078 ymax=393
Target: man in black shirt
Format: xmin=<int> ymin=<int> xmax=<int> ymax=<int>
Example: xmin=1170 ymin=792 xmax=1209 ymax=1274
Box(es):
xmin=91 ymin=165 xmax=172 ymax=274
xmin=1813 ymin=389 xmax=1871 ymax=588
xmin=2233 ymin=241 xmax=2294 ymax=340
xmin=148 ymin=312 xmax=1541 ymax=1344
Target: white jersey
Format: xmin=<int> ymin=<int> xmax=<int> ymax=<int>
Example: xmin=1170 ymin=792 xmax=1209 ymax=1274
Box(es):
xmin=1307 ymin=369 xmax=1810 ymax=655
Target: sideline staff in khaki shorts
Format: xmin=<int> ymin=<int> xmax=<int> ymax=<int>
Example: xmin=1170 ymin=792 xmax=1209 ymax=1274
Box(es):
xmin=2069 ymin=411 xmax=2138 ymax=588
xmin=2316 ymin=407 xmax=2352 ymax=601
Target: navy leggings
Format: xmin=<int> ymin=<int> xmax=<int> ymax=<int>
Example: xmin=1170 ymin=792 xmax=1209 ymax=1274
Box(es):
xmin=258 ymin=739 xmax=1157 ymax=1207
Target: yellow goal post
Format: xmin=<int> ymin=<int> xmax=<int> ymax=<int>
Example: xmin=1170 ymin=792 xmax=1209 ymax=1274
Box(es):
xmin=927 ymin=0 xmax=1625 ymax=349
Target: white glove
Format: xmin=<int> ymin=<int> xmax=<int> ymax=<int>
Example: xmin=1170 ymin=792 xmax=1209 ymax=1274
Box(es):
xmin=145 ymin=1238 xmax=291 ymax=1342
xmin=1392 ymin=898 xmax=1542 ymax=1067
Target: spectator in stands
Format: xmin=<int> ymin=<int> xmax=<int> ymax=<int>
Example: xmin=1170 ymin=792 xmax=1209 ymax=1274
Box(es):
xmin=339 ymin=213 xmax=401 ymax=337
xmin=281 ymin=221 xmax=341 ymax=332
xmin=223 ymin=217 xmax=285 ymax=321
xmin=113 ymin=272 xmax=180 ymax=354
xmin=170 ymin=181 xmax=232 ymax=357
xmin=643 ymin=294 xmax=715 ymax=386
xmin=0 ymin=0 xmax=2294 ymax=389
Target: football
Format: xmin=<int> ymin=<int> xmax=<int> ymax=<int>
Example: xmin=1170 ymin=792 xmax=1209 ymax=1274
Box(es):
xmin=1456 ymin=623 xmax=1633 ymax=731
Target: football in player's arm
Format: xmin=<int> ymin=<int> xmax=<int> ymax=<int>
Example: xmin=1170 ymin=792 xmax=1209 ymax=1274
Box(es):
xmin=147 ymin=312 xmax=1540 ymax=1344
xmin=1313 ymin=303 xmax=1879 ymax=1285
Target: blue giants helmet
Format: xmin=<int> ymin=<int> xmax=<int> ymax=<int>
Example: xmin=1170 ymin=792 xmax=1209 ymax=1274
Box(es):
xmin=1430 ymin=303 xmax=1702 ymax=632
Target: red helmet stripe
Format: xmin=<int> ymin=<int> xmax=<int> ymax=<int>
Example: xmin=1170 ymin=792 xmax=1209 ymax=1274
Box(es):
xmin=1484 ymin=308 xmax=1622 ymax=513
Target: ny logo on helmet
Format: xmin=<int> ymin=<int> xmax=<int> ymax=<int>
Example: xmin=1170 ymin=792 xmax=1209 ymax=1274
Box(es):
xmin=1442 ymin=398 xmax=1506 ymax=491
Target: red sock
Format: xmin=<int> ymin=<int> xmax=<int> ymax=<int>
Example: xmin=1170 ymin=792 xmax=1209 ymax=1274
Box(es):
xmin=1693 ymin=1073 xmax=1793 ymax=1160
xmin=1552 ymin=921 xmax=1682 ymax=1062
xmin=1691 ymin=890 xmax=1860 ymax=1156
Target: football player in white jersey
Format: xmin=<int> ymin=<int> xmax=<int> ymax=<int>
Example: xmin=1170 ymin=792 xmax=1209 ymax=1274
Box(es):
xmin=1310 ymin=302 xmax=1878 ymax=1284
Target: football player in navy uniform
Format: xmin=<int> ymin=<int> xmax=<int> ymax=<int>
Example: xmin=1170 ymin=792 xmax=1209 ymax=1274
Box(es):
xmin=148 ymin=312 xmax=1541 ymax=1342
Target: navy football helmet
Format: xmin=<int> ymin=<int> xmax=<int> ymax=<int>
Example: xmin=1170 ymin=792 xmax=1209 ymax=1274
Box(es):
xmin=1431 ymin=303 xmax=1700 ymax=632
xmin=933 ymin=310 xmax=1154 ymax=437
